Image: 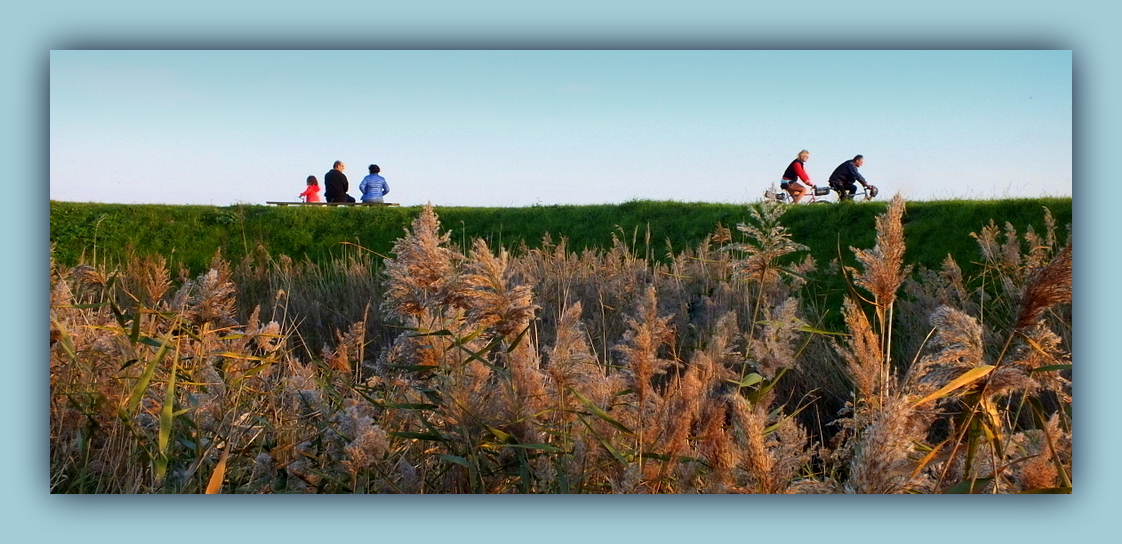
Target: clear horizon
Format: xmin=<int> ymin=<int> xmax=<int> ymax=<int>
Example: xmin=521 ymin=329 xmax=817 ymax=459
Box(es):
xmin=50 ymin=50 xmax=1072 ymax=207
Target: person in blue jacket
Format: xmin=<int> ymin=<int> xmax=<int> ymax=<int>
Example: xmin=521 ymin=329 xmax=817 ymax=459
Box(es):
xmin=359 ymin=164 xmax=390 ymax=204
xmin=828 ymin=155 xmax=872 ymax=201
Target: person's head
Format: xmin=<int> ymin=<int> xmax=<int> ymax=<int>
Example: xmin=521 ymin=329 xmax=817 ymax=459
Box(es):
xmin=306 ymin=175 xmax=318 ymax=186
xmin=369 ymin=164 xmax=380 ymax=174
xmin=853 ymin=154 xmax=864 ymax=167
xmin=333 ymin=160 xmax=345 ymax=171
xmin=798 ymin=150 xmax=810 ymax=161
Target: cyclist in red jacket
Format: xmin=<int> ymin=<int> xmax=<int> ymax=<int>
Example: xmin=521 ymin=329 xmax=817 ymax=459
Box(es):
xmin=780 ymin=150 xmax=815 ymax=203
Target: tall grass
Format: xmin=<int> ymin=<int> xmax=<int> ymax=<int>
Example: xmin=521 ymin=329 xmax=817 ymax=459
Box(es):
xmin=49 ymin=197 xmax=1071 ymax=493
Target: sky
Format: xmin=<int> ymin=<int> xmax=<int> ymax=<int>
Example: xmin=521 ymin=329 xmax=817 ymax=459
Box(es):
xmin=49 ymin=50 xmax=1070 ymax=207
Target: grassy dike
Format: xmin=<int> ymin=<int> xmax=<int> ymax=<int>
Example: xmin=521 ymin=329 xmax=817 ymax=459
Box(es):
xmin=49 ymin=198 xmax=1072 ymax=276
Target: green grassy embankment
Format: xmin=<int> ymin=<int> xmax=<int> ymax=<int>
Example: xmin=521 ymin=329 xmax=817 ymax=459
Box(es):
xmin=49 ymin=198 xmax=1072 ymax=277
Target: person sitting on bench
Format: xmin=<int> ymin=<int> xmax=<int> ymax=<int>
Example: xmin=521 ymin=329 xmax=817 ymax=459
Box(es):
xmin=298 ymin=175 xmax=322 ymax=202
xmin=359 ymin=164 xmax=390 ymax=204
xmin=324 ymin=161 xmax=355 ymax=203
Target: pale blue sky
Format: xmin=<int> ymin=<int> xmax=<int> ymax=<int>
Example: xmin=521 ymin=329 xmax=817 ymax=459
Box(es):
xmin=50 ymin=50 xmax=1071 ymax=206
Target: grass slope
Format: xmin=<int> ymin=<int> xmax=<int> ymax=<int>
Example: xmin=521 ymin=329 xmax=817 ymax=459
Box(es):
xmin=50 ymin=198 xmax=1072 ymax=276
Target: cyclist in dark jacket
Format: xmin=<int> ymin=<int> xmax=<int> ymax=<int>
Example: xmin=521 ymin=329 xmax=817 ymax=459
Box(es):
xmin=828 ymin=155 xmax=870 ymax=201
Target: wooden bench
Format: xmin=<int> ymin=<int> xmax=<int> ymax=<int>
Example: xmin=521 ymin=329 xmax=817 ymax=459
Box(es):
xmin=266 ymin=201 xmax=400 ymax=207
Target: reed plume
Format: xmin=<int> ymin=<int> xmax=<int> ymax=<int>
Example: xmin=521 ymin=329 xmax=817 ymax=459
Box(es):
xmin=382 ymin=203 xmax=466 ymax=325
xmin=1014 ymin=241 xmax=1071 ymax=331
xmin=725 ymin=200 xmax=809 ymax=305
xmin=726 ymin=393 xmax=814 ymax=494
xmin=544 ymin=302 xmax=609 ymax=414
xmin=747 ymin=297 xmax=803 ymax=381
xmin=845 ymin=394 xmax=931 ymax=493
xmin=462 ymin=238 xmax=538 ymax=339
xmin=847 ymin=194 xmax=912 ymax=405
xmin=1004 ymin=322 xmax=1070 ymax=401
xmin=907 ymin=305 xmax=986 ymax=396
xmin=123 ymin=252 xmax=172 ymax=307
xmin=322 ymin=320 xmax=366 ymax=375
xmin=837 ymin=297 xmax=884 ymax=407
xmin=614 ymin=285 xmax=676 ymax=411
xmin=697 ymin=401 xmax=736 ymax=492
xmin=850 ymin=194 xmax=911 ymax=311
xmin=172 ymin=262 xmax=238 ymax=328
xmin=1009 ymin=413 xmax=1070 ymax=492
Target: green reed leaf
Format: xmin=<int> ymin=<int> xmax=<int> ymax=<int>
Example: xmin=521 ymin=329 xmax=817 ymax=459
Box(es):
xmin=381 ymin=402 xmax=438 ymax=411
xmin=496 ymin=443 xmax=562 ymax=452
xmin=506 ymin=324 xmax=531 ymax=352
xmin=212 ymin=351 xmax=267 ymax=361
xmin=569 ymin=388 xmax=633 ymax=435
xmin=576 ymin=414 xmax=629 ymax=466
xmin=945 ymin=477 xmax=993 ymax=494
xmin=730 ymin=373 xmax=763 ymax=388
xmin=390 ymin=431 xmax=447 ymax=442
xmin=123 ymin=328 xmax=177 ymax=418
xmin=745 ymin=367 xmax=788 ymax=405
xmin=137 ymin=336 xmax=168 ymax=350
xmin=384 ymin=363 xmax=439 ymax=372
xmin=155 ymin=341 xmax=179 ymax=486
xmin=51 ymin=319 xmax=78 ymax=362
xmin=439 ymin=454 xmax=471 ymax=468
xmin=486 ymin=426 xmax=513 ymax=443
xmin=123 ymin=303 xmax=145 ymax=344
xmin=109 ymin=301 xmax=129 ymax=333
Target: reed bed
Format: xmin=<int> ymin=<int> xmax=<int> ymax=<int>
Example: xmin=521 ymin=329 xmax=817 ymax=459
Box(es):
xmin=49 ymin=198 xmax=1071 ymax=493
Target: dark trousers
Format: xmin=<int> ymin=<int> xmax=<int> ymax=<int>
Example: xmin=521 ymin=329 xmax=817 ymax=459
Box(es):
xmin=832 ymin=180 xmax=857 ymax=200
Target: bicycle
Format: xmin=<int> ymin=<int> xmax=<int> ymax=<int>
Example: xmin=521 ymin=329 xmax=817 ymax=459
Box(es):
xmin=763 ymin=183 xmax=878 ymax=204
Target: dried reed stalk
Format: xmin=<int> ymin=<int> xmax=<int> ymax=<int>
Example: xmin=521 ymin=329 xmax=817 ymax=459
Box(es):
xmin=1014 ymin=241 xmax=1071 ymax=331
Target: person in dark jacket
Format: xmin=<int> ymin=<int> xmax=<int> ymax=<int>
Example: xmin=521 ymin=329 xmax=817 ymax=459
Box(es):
xmin=828 ymin=155 xmax=871 ymax=201
xmin=324 ymin=160 xmax=355 ymax=203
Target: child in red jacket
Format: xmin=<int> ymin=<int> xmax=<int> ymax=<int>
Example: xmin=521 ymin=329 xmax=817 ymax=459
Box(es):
xmin=299 ymin=175 xmax=322 ymax=202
